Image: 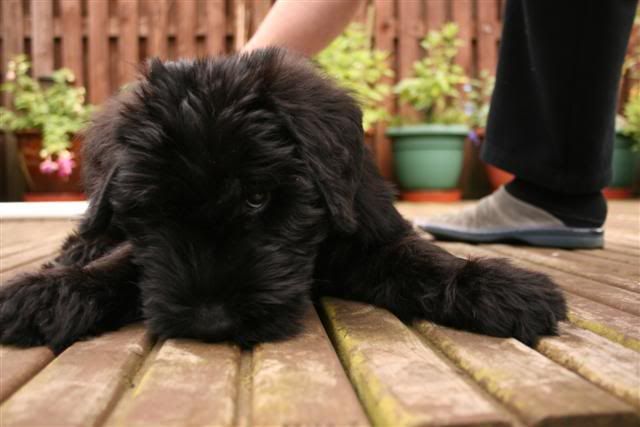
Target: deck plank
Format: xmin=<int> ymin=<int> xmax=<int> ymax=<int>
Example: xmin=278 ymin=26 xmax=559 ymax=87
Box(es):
xmin=564 ymin=292 xmax=640 ymax=352
xmin=0 ymin=325 xmax=151 ymax=426
xmin=537 ymin=323 xmax=640 ymax=408
xmin=0 ymin=230 xmax=70 ymax=259
xmin=0 ymin=220 xmax=75 ymax=247
xmin=415 ymin=322 xmax=639 ymax=426
xmin=600 ymin=241 xmax=640 ymax=257
xmin=105 ymin=339 xmax=239 ymax=427
xmin=0 ymin=256 xmax=57 ymax=286
xmin=251 ymin=307 xmax=369 ymax=426
xmin=440 ymin=242 xmax=640 ymax=317
xmin=0 ymin=346 xmax=54 ymax=403
xmin=321 ymin=298 xmax=511 ymax=427
xmin=604 ymin=229 xmax=640 ymax=250
xmin=486 ymin=244 xmax=640 ymax=294
xmin=572 ymin=246 xmax=640 ymax=266
xmin=0 ymin=201 xmax=637 ymax=425
xmin=439 ymin=242 xmax=640 ymax=350
xmin=0 ymin=238 xmax=63 ymax=274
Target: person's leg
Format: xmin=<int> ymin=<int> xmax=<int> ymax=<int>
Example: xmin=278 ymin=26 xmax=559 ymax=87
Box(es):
xmin=419 ymin=0 xmax=638 ymax=248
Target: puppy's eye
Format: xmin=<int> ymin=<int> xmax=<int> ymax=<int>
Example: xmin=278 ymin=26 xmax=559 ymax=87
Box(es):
xmin=245 ymin=192 xmax=270 ymax=209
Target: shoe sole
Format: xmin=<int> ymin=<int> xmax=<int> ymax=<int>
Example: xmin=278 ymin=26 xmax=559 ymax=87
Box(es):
xmin=420 ymin=226 xmax=604 ymax=249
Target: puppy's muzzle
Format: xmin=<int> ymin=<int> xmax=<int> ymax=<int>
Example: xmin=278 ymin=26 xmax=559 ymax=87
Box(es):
xmin=191 ymin=303 xmax=233 ymax=340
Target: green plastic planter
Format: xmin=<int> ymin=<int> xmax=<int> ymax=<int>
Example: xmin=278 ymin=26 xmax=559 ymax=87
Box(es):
xmin=387 ymin=124 xmax=468 ymax=190
xmin=610 ymin=133 xmax=637 ymax=188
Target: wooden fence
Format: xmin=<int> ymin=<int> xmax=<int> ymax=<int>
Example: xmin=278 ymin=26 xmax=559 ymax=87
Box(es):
xmin=0 ymin=0 xmax=636 ymax=199
xmin=0 ymin=0 xmax=506 ymax=189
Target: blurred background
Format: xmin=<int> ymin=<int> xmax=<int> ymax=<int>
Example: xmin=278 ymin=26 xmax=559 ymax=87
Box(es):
xmin=0 ymin=0 xmax=638 ymax=202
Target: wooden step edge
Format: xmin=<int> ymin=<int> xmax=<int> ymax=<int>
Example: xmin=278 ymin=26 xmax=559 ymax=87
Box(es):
xmin=320 ymin=300 xmax=417 ymax=427
xmin=233 ymin=351 xmax=253 ymax=427
xmin=105 ymin=339 xmax=241 ymax=427
xmin=320 ymin=298 xmax=511 ymax=427
xmin=567 ymin=311 xmax=640 ymax=353
xmin=0 ymin=325 xmax=153 ymax=427
xmin=415 ymin=322 xmax=639 ymax=427
xmin=537 ymin=324 xmax=640 ymax=409
xmin=0 ymin=346 xmax=54 ymax=403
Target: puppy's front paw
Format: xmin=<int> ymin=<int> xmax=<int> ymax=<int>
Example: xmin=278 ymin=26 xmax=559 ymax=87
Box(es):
xmin=448 ymin=258 xmax=567 ymax=346
xmin=0 ymin=272 xmax=57 ymax=348
xmin=0 ymin=268 xmax=100 ymax=353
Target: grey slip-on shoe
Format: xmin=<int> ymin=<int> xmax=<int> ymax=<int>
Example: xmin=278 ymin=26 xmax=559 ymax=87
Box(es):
xmin=415 ymin=187 xmax=604 ymax=249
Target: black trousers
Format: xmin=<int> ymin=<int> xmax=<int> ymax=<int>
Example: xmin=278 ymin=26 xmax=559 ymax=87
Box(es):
xmin=482 ymin=0 xmax=638 ymax=194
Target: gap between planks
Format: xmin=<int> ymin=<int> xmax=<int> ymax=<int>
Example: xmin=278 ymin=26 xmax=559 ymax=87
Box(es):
xmin=233 ymin=350 xmax=253 ymax=427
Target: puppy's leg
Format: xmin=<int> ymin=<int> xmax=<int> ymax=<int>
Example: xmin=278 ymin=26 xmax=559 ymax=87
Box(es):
xmin=0 ymin=242 xmax=141 ymax=353
xmin=322 ymin=230 xmax=566 ymax=347
xmin=47 ymin=231 xmax=124 ymax=268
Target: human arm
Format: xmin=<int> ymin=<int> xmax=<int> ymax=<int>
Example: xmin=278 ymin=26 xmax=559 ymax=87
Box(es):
xmin=242 ymin=0 xmax=366 ymax=56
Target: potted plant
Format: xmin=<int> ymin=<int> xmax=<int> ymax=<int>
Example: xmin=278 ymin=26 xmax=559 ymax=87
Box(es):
xmin=610 ymin=92 xmax=640 ymax=198
xmin=463 ymin=71 xmax=513 ymax=190
xmin=606 ymin=10 xmax=639 ymax=200
xmin=316 ymin=22 xmax=393 ymax=140
xmin=0 ymin=55 xmax=94 ymax=200
xmin=388 ymin=23 xmax=470 ymax=201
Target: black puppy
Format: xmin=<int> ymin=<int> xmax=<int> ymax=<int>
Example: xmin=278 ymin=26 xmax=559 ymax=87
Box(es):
xmin=0 ymin=48 xmax=566 ymax=353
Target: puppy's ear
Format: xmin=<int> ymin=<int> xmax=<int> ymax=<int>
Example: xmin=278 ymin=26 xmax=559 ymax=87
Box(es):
xmin=267 ymin=49 xmax=365 ymax=234
xmin=79 ymin=166 xmax=117 ymax=238
xmin=282 ymin=99 xmax=364 ymax=233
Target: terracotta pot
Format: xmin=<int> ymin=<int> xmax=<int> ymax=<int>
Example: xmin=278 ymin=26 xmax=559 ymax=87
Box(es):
xmin=485 ymin=164 xmax=514 ymax=190
xmin=604 ymin=133 xmax=637 ymax=199
xmin=16 ymin=130 xmax=85 ymax=197
xmin=400 ymin=189 xmax=462 ymax=202
xmin=602 ymin=187 xmax=633 ymax=199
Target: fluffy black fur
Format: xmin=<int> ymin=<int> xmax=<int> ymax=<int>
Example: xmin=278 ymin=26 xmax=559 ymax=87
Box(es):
xmin=0 ymin=48 xmax=566 ymax=353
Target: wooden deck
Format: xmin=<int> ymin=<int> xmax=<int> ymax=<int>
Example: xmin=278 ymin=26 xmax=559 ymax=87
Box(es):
xmin=0 ymin=201 xmax=639 ymax=427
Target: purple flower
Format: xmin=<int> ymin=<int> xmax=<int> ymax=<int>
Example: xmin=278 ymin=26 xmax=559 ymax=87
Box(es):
xmin=39 ymin=157 xmax=59 ymax=174
xmin=56 ymin=151 xmax=76 ymax=177
xmin=468 ymin=130 xmax=481 ymax=146
xmin=464 ymin=102 xmax=475 ymax=116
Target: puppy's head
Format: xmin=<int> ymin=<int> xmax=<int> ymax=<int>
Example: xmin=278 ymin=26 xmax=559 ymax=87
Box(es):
xmin=83 ymin=48 xmax=364 ymax=346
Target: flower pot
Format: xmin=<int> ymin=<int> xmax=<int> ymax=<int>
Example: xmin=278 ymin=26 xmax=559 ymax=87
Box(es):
xmin=604 ymin=133 xmax=637 ymax=199
xmin=485 ymin=164 xmax=514 ymax=190
xmin=16 ymin=131 xmax=85 ymax=200
xmin=387 ymin=124 xmax=467 ymax=201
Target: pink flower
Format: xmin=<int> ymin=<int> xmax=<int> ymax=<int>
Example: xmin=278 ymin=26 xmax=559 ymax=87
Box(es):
xmin=56 ymin=151 xmax=76 ymax=177
xmin=39 ymin=157 xmax=58 ymax=174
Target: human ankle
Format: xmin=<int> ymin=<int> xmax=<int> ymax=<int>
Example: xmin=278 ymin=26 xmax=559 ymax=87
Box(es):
xmin=504 ymin=178 xmax=607 ymax=228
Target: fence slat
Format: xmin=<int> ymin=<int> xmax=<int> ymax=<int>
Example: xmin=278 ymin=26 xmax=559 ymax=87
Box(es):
xmin=88 ymin=0 xmax=110 ymax=104
xmin=31 ymin=0 xmax=54 ymax=78
xmin=234 ymin=0 xmax=248 ymax=52
xmin=2 ymin=0 xmax=636 ymax=188
xmin=1 ymin=0 xmax=26 ymax=201
xmin=205 ymin=0 xmax=226 ymax=55
xmin=250 ymin=0 xmax=270 ymax=35
xmin=1 ymin=0 xmax=24 ymax=85
xmin=397 ymin=0 xmax=422 ymax=121
xmin=424 ymin=0 xmax=447 ymax=31
xmin=373 ymin=0 xmax=396 ymax=180
xmin=146 ymin=0 xmax=169 ymax=59
xmin=177 ymin=0 xmax=197 ymax=59
xmin=118 ymin=0 xmax=140 ymax=86
xmin=353 ymin=0 xmax=369 ymax=24
xmin=476 ymin=0 xmax=500 ymax=74
xmin=60 ymin=0 xmax=84 ymax=88
xmin=451 ymin=0 xmax=474 ymax=75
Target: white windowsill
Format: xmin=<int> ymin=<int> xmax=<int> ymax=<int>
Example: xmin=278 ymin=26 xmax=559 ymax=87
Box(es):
xmin=0 ymin=202 xmax=89 ymax=219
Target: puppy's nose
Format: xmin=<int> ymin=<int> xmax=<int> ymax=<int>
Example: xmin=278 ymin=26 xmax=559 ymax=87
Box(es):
xmin=192 ymin=303 xmax=233 ymax=341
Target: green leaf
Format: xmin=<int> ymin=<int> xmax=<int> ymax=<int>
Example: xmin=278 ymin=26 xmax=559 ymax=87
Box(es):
xmin=1 ymin=55 xmax=96 ymax=157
